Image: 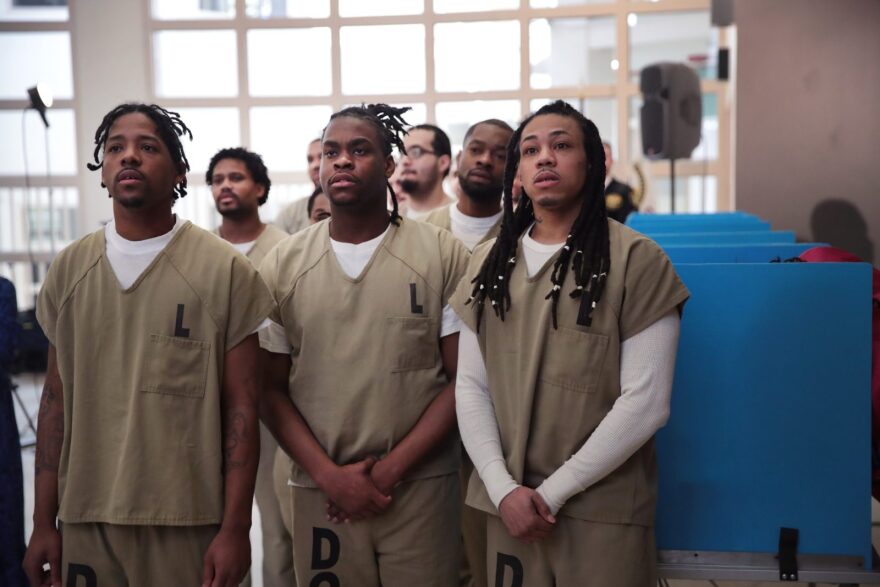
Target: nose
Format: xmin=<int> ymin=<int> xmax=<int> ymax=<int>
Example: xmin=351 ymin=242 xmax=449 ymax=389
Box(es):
xmin=121 ymin=144 xmax=141 ymax=166
xmin=333 ymin=151 xmax=353 ymax=169
xmin=536 ymin=145 xmax=555 ymax=167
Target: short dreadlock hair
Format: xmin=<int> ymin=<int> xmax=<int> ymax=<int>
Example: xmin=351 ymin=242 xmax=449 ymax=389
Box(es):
xmin=205 ymin=147 xmax=272 ymax=206
xmin=87 ymin=103 xmax=193 ymax=202
xmin=465 ymin=100 xmax=609 ymax=330
xmin=323 ymin=103 xmax=410 ymax=225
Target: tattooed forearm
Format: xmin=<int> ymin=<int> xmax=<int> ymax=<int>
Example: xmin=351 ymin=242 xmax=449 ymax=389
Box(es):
xmin=222 ymin=410 xmax=248 ymax=473
xmin=34 ymin=379 xmax=63 ymax=475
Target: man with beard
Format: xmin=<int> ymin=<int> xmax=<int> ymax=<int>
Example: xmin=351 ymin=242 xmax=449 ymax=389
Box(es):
xmin=424 ymin=119 xmax=512 ymax=251
xmin=422 ymin=118 xmax=511 ymax=587
xmin=275 ymin=137 xmax=322 ymax=234
xmin=23 ymin=103 xmax=272 ymax=586
xmin=206 ymin=147 xmax=292 ymax=587
xmin=400 ymin=124 xmax=454 ymax=218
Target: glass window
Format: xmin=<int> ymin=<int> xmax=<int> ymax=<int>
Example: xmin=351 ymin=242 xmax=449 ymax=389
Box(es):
xmin=435 ymin=100 xmax=521 ymax=151
xmin=0 ymin=187 xmax=78 ymax=252
xmin=0 ymin=32 xmax=73 ymax=100
xmin=339 ymin=0 xmax=423 ymax=17
xmin=399 ymin=103 xmax=427 ymax=127
xmin=530 ymin=17 xmax=615 ymax=88
xmin=249 ymin=105 xmax=333 ymax=173
xmin=340 ymin=25 xmax=425 ymax=95
xmin=527 ymin=98 xmax=616 ymax=149
xmin=246 ymin=0 xmax=329 ymax=19
xmin=644 ymin=175 xmax=717 ymax=214
xmin=248 ymin=28 xmax=332 ymax=96
xmin=152 ymin=0 xmax=233 ymax=20
xmin=433 ymin=0 xmax=518 ymax=13
xmin=153 ymin=30 xmax=238 ymax=98
xmin=167 ymin=108 xmax=240 ymax=173
xmin=531 ymin=0 xmax=611 ymax=5
xmin=0 ymin=108 xmax=77 ymax=176
xmin=628 ymin=93 xmax=716 ymax=162
xmin=434 ymin=21 xmax=520 ymax=92
xmin=629 ymin=10 xmax=714 ymax=81
xmin=0 ymin=0 xmax=68 ymax=21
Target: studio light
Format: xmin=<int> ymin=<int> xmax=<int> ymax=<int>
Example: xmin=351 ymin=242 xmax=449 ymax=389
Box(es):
xmin=27 ymin=83 xmax=53 ymax=128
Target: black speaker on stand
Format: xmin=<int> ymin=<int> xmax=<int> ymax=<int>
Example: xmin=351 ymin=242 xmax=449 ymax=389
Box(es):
xmin=640 ymin=62 xmax=702 ymax=213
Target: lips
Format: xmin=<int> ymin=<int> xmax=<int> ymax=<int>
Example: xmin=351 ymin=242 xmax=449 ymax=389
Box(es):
xmin=217 ymin=192 xmax=239 ymax=205
xmin=117 ymin=168 xmax=145 ymax=182
xmin=533 ymin=170 xmax=560 ymax=187
xmin=329 ymin=173 xmax=357 ymax=187
xmin=467 ymin=169 xmax=492 ymax=183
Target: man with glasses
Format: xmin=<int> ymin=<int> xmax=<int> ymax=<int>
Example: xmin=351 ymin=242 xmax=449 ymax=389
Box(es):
xmin=400 ymin=124 xmax=454 ymax=218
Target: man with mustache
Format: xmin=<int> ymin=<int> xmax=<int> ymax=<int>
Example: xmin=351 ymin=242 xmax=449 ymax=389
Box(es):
xmin=400 ymin=124 xmax=455 ymax=218
xmin=23 ymin=103 xmax=273 ymax=586
xmin=207 ymin=146 xmax=292 ymax=587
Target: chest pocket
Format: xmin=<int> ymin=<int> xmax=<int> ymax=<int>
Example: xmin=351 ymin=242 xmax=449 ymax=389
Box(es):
xmin=387 ymin=316 xmax=439 ymax=372
xmin=140 ymin=334 xmax=211 ymax=398
xmin=539 ymin=327 xmax=609 ymax=394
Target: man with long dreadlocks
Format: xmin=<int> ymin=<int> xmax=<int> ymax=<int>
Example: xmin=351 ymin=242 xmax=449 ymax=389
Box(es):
xmin=451 ymin=101 xmax=690 ymax=586
xmin=258 ymin=103 xmax=470 ymax=586
xmin=23 ymin=103 xmax=273 ymax=586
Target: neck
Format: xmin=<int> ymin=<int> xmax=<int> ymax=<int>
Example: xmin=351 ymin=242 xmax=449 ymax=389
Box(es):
xmin=530 ymin=199 xmax=582 ymax=244
xmin=112 ymin=201 xmax=176 ymax=241
xmin=456 ymin=193 xmax=501 ymax=218
xmin=329 ymin=202 xmax=391 ymax=244
xmin=219 ymin=213 xmax=265 ymax=244
xmin=408 ymin=183 xmax=452 ymax=213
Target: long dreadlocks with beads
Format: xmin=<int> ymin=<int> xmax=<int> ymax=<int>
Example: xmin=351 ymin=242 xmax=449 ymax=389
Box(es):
xmin=86 ymin=103 xmax=193 ymax=201
xmin=466 ymin=100 xmax=610 ymax=330
xmin=322 ymin=103 xmax=410 ymax=225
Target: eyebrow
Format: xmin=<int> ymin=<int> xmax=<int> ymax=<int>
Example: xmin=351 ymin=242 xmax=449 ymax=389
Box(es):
xmin=106 ymin=133 xmax=161 ymax=143
xmin=521 ymin=129 xmax=572 ymax=142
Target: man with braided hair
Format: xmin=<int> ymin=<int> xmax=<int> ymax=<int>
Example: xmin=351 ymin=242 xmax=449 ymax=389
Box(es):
xmin=258 ymin=104 xmax=470 ymax=586
xmin=450 ymin=100 xmax=690 ymax=586
xmin=23 ymin=103 xmax=274 ymax=586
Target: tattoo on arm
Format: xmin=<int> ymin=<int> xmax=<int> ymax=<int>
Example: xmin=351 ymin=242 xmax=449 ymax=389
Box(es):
xmin=222 ymin=410 xmax=247 ymax=473
xmin=35 ymin=380 xmax=63 ymax=476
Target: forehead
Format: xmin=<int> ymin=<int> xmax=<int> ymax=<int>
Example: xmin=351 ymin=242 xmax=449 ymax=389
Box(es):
xmin=213 ymin=158 xmax=249 ymax=175
xmin=521 ymin=113 xmax=582 ymax=142
xmin=307 ymin=140 xmax=321 ymax=156
xmin=107 ymin=112 xmax=160 ymax=139
xmin=323 ymin=115 xmax=381 ymax=144
xmin=404 ymin=128 xmax=434 ymax=146
xmin=466 ymin=123 xmax=512 ymax=148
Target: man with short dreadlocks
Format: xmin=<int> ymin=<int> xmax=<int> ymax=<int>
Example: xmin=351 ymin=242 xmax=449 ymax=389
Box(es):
xmin=23 ymin=103 xmax=274 ymax=586
xmin=258 ymin=104 xmax=470 ymax=586
xmin=450 ymin=101 xmax=690 ymax=585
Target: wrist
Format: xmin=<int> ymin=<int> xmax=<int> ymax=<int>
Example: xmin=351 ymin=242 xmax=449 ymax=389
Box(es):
xmin=313 ymin=460 xmax=340 ymax=491
xmin=32 ymin=516 xmax=57 ymax=532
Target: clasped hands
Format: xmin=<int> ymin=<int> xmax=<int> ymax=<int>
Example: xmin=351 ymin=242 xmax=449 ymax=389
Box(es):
xmin=321 ymin=455 xmax=399 ymax=523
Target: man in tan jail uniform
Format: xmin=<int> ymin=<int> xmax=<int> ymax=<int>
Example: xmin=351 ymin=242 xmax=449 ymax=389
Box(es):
xmin=22 ymin=103 xmax=274 ymax=587
xmin=274 ymin=138 xmax=322 ymax=235
xmin=400 ymin=124 xmax=455 ymax=218
xmin=258 ymin=104 xmax=470 ymax=587
xmin=451 ymin=101 xmax=689 ymax=586
xmin=207 ymin=146 xmax=292 ymax=587
xmin=423 ymin=118 xmax=512 ymax=587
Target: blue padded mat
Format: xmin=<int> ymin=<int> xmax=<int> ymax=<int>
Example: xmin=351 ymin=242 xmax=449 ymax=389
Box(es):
xmin=662 ymin=243 xmax=827 ymax=264
xmin=651 ymin=231 xmax=796 ymax=246
xmin=633 ymin=220 xmax=772 ymax=234
xmin=656 ymin=263 xmax=873 ymax=566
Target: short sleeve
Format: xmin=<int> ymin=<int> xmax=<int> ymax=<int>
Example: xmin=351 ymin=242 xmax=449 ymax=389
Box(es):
xmin=226 ymin=254 xmax=275 ymax=350
xmin=618 ymin=236 xmax=690 ymax=341
xmin=257 ymin=245 xmax=284 ymax=325
xmin=439 ymin=229 xmax=471 ymax=308
xmin=36 ymin=261 xmax=59 ymax=347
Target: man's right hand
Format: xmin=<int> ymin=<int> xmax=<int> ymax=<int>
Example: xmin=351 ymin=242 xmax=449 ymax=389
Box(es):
xmin=498 ymin=486 xmax=556 ymax=543
xmin=23 ymin=525 xmax=62 ymax=587
xmin=319 ymin=456 xmax=392 ymax=522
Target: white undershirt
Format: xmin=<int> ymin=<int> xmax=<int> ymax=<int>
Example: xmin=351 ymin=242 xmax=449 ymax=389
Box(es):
xmin=228 ymin=240 xmax=256 ymax=256
xmin=260 ymin=225 xmax=461 ymax=354
xmin=104 ymin=215 xmax=183 ymax=289
xmin=449 ymin=204 xmax=502 ymax=252
xmin=455 ymin=283 xmax=681 ymax=514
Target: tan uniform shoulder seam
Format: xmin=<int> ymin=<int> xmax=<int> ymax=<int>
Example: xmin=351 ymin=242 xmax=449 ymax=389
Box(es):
xmin=54 ymin=231 xmax=104 ymax=316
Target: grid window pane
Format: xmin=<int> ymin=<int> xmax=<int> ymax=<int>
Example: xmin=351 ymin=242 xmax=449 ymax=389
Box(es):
xmin=0 ymin=2 xmax=68 ymax=21
xmin=0 ymin=187 xmax=78 ymax=252
xmin=530 ymin=17 xmax=615 ymax=88
xmin=248 ymin=28 xmax=332 ymax=97
xmin=399 ymin=103 xmax=427 ymax=126
xmin=152 ymin=0 xmax=233 ymax=20
xmin=169 ymin=108 xmax=240 ymax=173
xmin=435 ymin=100 xmax=521 ymax=151
xmin=645 ymin=175 xmax=717 ymax=214
xmin=340 ymin=25 xmax=425 ymax=95
xmin=629 ymin=11 xmax=714 ymax=81
xmin=0 ymin=108 xmax=77 ymax=176
xmin=628 ymin=93 xmax=716 ymax=162
xmin=529 ymin=98 xmax=617 ymax=147
xmin=531 ymin=0 xmax=610 ymax=5
xmin=246 ymin=0 xmax=329 ymax=19
xmin=153 ymin=30 xmax=238 ymax=98
xmin=0 ymin=32 xmax=73 ymax=100
xmin=250 ymin=106 xmax=333 ymax=173
xmin=433 ymin=0 xmax=518 ymax=13
xmin=339 ymin=0 xmax=423 ymax=17
xmin=434 ymin=21 xmax=520 ymax=92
